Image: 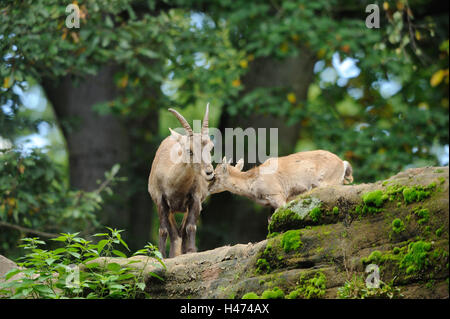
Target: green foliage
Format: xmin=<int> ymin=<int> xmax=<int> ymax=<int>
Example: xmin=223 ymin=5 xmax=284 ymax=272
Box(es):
xmin=0 ymin=149 xmax=124 ymax=257
xmin=337 ymin=275 xmax=402 ymax=299
xmin=0 ymin=228 xmax=164 ymax=299
xmin=332 ymin=206 xmax=339 ymax=215
xmin=280 ymin=229 xmax=302 ymax=253
xmin=1 ymin=0 xmax=447 ymax=184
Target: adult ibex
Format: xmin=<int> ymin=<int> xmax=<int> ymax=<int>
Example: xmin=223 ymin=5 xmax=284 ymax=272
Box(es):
xmin=148 ymin=104 xmax=214 ymax=258
xmin=209 ymin=150 xmax=353 ymax=209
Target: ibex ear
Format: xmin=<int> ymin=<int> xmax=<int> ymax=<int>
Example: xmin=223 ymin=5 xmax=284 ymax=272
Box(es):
xmin=169 ymin=128 xmax=182 ymax=141
xmin=235 ymin=158 xmax=244 ymax=171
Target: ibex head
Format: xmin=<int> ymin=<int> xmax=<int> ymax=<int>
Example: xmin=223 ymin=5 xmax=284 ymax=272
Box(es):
xmin=208 ymin=156 xmax=244 ymax=194
xmin=168 ymin=103 xmax=214 ymax=181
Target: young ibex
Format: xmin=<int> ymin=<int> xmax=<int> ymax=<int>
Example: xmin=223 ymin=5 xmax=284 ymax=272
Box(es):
xmin=148 ymin=104 xmax=214 ymax=258
xmin=209 ymin=150 xmax=353 ymax=209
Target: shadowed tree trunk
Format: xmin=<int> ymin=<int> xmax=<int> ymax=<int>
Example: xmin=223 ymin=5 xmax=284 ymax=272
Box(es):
xmin=43 ymin=65 xmax=159 ymax=250
xmin=200 ymin=49 xmax=316 ymax=251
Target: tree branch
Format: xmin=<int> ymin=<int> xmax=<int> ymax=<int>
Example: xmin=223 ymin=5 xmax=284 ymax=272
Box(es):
xmin=0 ymin=221 xmax=58 ymax=239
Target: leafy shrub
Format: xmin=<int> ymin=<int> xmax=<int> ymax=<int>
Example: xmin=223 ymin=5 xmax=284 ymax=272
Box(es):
xmin=0 ymin=149 xmax=125 ymax=257
xmin=0 ymin=228 xmax=164 ymax=299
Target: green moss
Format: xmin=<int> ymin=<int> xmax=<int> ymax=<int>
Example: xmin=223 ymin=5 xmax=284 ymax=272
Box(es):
xmin=400 ymin=240 xmax=432 ymax=274
xmin=268 ymin=197 xmax=322 ymax=233
xmin=266 ymin=231 xmax=279 ymax=239
xmin=363 ymin=248 xmax=405 ymax=266
xmin=242 ymin=292 xmax=260 ymax=299
xmin=286 ymin=289 xmax=300 ymax=299
xmin=281 ymin=229 xmax=303 ymax=253
xmin=288 ymin=272 xmax=327 ymax=299
xmin=391 ymin=218 xmax=406 ymax=234
xmin=309 ymin=206 xmax=322 ymax=222
xmin=268 ymin=208 xmax=302 ymax=234
xmin=261 ymin=287 xmax=285 ymax=299
xmin=413 ymin=208 xmax=430 ymax=225
xmin=402 ymin=184 xmax=435 ymax=204
xmin=354 ymin=189 xmax=388 ymax=217
xmin=256 ymin=258 xmax=271 ymax=274
xmin=362 ymin=250 xmax=383 ymax=264
xmin=362 ymin=190 xmax=388 ymax=207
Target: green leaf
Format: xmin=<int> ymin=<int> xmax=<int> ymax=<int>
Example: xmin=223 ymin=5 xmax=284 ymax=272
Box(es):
xmin=45 ymin=258 xmax=56 ymax=266
xmin=67 ymin=251 xmax=81 ymax=259
xmin=97 ymin=239 xmax=109 ymax=254
xmin=136 ymin=282 xmax=146 ymax=291
xmin=4 ymin=268 xmax=21 ymax=281
xmin=110 ymin=164 xmax=120 ymax=177
xmin=106 ymin=262 xmax=121 ymax=272
xmin=147 ymin=271 xmax=164 ymax=281
xmin=118 ymin=273 xmax=135 ymax=281
xmin=112 ymin=249 xmax=127 ymax=258
xmin=85 ymin=262 xmax=100 ymax=269
xmin=118 ymin=238 xmax=130 ymax=251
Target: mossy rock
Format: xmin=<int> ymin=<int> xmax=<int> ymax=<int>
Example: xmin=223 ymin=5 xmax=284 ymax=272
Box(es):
xmin=268 ymin=197 xmax=322 ymax=233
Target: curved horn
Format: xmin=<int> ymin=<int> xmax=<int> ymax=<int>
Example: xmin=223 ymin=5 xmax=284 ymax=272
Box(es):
xmin=202 ymin=102 xmax=210 ymax=135
xmin=168 ymin=108 xmax=193 ymax=137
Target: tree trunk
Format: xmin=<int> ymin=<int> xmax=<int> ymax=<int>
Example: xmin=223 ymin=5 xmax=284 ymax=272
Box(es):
xmin=42 ymin=66 xmax=158 ymax=250
xmin=200 ymin=49 xmax=316 ymax=251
